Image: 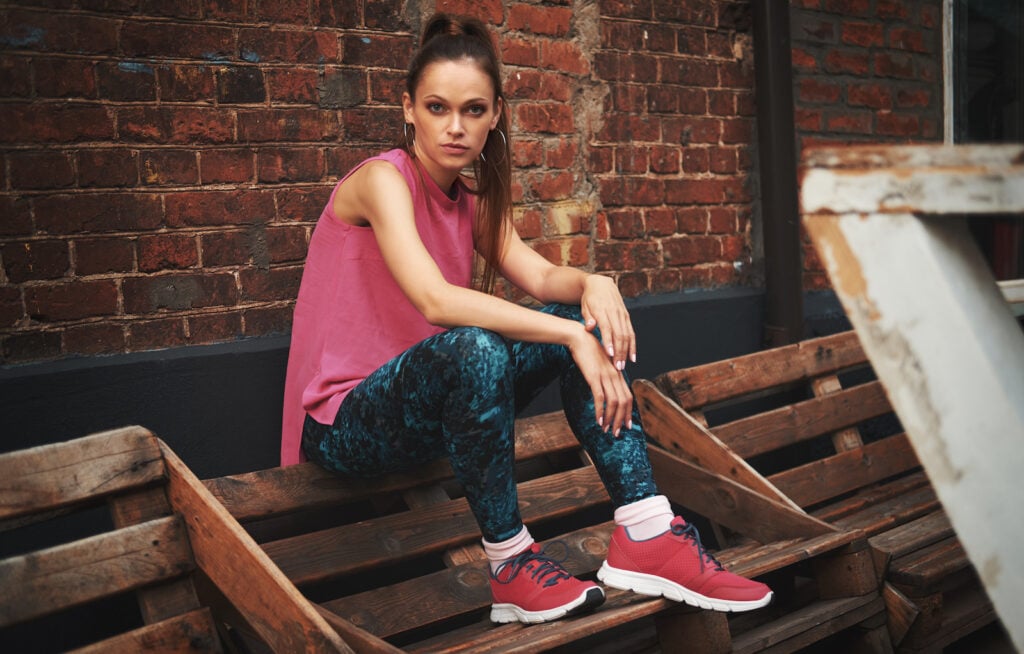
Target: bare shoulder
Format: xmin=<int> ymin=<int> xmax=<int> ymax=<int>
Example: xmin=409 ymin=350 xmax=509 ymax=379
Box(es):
xmin=334 ymin=160 xmax=411 ymax=226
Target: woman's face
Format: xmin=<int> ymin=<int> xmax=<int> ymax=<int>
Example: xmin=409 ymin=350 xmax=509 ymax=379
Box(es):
xmin=403 ymin=58 xmax=502 ymax=191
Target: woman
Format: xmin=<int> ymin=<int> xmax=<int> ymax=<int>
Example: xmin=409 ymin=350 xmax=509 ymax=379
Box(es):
xmin=281 ymin=13 xmax=771 ymax=624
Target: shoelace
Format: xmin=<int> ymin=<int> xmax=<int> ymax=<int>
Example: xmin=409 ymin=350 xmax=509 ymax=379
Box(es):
xmin=494 ymin=542 xmax=573 ymax=588
xmin=671 ymin=521 xmax=725 ymax=572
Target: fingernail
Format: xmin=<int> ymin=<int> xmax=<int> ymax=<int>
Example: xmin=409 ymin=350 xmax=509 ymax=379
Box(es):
xmin=616 ymin=360 xmax=625 ymax=371
xmin=614 ymin=428 xmax=621 ymax=437
xmin=627 ymin=420 xmax=633 ymax=430
xmin=631 ymin=353 xmax=637 ymax=363
xmin=598 ymin=416 xmax=603 ymax=427
xmin=607 ymin=346 xmax=614 ymax=357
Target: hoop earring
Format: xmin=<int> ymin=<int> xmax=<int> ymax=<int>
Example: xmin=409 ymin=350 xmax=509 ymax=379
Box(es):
xmin=482 ymin=129 xmax=508 ymax=166
xmin=403 ymin=122 xmax=415 ymax=152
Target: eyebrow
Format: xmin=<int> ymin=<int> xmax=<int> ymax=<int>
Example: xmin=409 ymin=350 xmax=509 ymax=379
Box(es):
xmin=422 ymin=94 xmax=490 ymax=106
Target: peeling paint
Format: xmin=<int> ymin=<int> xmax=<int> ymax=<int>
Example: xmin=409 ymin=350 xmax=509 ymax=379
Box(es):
xmin=241 ymin=49 xmax=260 ymax=63
xmin=118 ymin=61 xmax=154 ymax=75
xmin=0 ymin=26 xmax=45 ymax=49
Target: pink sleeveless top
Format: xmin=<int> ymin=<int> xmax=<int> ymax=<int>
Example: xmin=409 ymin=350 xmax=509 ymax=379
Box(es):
xmin=280 ymin=148 xmax=476 ymax=465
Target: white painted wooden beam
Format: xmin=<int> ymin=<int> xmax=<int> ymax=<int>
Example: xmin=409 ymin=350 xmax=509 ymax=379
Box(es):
xmin=801 ymin=144 xmax=1024 ymax=653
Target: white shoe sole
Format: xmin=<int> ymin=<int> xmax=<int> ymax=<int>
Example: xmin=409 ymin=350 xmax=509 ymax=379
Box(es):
xmin=597 ymin=562 xmax=772 ymax=612
xmin=490 ymin=586 xmax=606 ymax=624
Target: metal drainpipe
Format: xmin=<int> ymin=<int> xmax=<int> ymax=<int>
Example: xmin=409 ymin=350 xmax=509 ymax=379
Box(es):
xmin=752 ymin=0 xmax=804 ymax=347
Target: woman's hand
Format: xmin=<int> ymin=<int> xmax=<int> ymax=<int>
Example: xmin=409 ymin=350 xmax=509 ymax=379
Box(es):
xmin=568 ymin=325 xmax=633 ymax=437
xmin=580 ymin=275 xmax=636 ymax=372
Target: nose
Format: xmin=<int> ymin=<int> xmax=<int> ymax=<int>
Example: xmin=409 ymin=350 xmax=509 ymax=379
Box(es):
xmin=447 ymin=114 xmax=464 ymax=136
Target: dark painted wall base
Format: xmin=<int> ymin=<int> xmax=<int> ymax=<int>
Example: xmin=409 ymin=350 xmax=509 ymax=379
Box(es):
xmin=0 ymin=288 xmax=848 ymax=478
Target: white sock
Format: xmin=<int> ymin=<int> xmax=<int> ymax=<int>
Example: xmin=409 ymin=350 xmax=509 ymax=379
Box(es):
xmin=483 ymin=525 xmax=535 ymax=574
xmin=614 ymin=495 xmax=674 ymax=541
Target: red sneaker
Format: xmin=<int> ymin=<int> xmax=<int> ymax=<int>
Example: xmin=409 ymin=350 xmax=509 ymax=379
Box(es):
xmin=490 ymin=542 xmax=606 ymax=624
xmin=598 ymin=517 xmax=772 ymax=612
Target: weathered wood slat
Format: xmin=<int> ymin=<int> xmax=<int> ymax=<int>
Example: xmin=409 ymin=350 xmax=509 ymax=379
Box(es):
xmin=634 ymin=380 xmax=802 ymax=511
xmin=655 ymin=331 xmax=866 ymax=410
xmin=0 ymin=515 xmax=194 ymax=626
xmin=322 ymin=524 xmax=614 ymax=638
xmin=811 ymin=471 xmax=931 ymax=524
xmin=265 ymin=465 xmax=611 ymax=586
xmin=0 ymin=426 xmax=165 ymax=520
xmin=711 ymin=380 xmax=892 ymax=459
xmin=888 ymin=537 xmax=970 ymax=591
xmin=869 ymin=511 xmax=953 ymax=561
xmin=66 ymin=608 xmax=222 ymax=654
xmin=768 ymin=433 xmax=920 ymax=509
xmin=647 ymin=446 xmax=835 ymax=543
xmin=205 ymin=412 xmax=580 ymax=522
xmin=731 ymin=594 xmax=884 ymax=654
xmin=161 ymin=441 xmax=357 ymax=654
xmin=830 ymin=484 xmax=940 ymax=537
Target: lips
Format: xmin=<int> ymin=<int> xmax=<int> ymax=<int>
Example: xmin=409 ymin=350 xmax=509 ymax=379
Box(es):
xmin=441 ymin=143 xmax=469 ymax=155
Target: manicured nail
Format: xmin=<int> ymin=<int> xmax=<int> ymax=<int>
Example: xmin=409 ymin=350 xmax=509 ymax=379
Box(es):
xmin=627 ymin=420 xmax=633 ymax=430
xmin=614 ymin=428 xmax=621 ymax=438
xmin=616 ymin=360 xmax=625 ymax=371
xmin=598 ymin=416 xmax=603 ymax=427
xmin=607 ymin=345 xmax=614 ymax=357
xmin=631 ymin=353 xmax=637 ymax=363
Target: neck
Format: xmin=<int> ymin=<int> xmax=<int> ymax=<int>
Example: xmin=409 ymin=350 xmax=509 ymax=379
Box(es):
xmin=411 ymin=143 xmax=458 ymax=193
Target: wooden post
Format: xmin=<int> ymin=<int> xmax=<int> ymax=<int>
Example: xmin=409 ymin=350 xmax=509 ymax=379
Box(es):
xmin=801 ymin=144 xmax=1024 ymax=652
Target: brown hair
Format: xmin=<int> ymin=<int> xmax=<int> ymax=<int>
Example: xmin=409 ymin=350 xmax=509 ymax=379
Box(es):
xmin=404 ymin=13 xmax=512 ymax=294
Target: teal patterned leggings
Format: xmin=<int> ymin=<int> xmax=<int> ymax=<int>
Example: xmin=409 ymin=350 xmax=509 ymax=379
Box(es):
xmin=302 ymin=304 xmax=658 ymax=542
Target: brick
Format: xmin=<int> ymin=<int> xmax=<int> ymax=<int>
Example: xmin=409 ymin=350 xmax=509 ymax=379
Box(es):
xmin=546 ymin=139 xmax=577 ymax=169
xmin=3 ymin=10 xmax=118 ymax=55
xmin=138 ymin=234 xmax=198 ymax=272
xmin=646 ymin=24 xmax=677 ymax=54
xmin=121 ymin=21 xmax=233 ymax=60
xmin=129 ymin=317 xmax=186 ymax=350
xmin=682 ymin=147 xmax=709 ymax=173
xmin=8 ymin=151 xmax=74 ymax=190
xmin=201 ymin=148 xmax=255 ymax=184
xmin=721 ymin=234 xmax=745 ymax=260
xmin=266 ymin=67 xmax=318 ymax=104
xmin=156 ymin=64 xmax=216 ymax=102
xmin=206 ymin=0 xmax=253 ymax=21
xmin=237 ymin=108 xmax=341 ymax=142
xmin=0 ymin=103 xmax=114 ymax=144
xmin=650 ymin=145 xmax=680 ymax=174
xmin=516 ymin=103 xmax=575 ymax=134
xmin=662 ymin=235 xmax=720 ymax=266
xmin=342 ymin=107 xmax=402 ymax=142
xmin=527 ymin=170 xmax=574 ymax=201
xmin=665 ymin=178 xmax=749 ymax=204
xmin=501 ymin=36 xmax=541 ymax=67
xmin=369 ymin=69 xmax=405 ymax=104
xmin=166 ymin=190 xmax=275 ymax=227
xmin=721 ymin=118 xmax=751 ymax=144
xmin=588 ymin=146 xmax=613 ymax=174
xmin=514 ymin=208 xmax=543 ymax=239
xmin=138 ymin=0 xmax=202 ymax=18
xmin=597 ymin=113 xmax=660 ymax=143
xmin=78 ymin=149 xmax=139 ymax=187
xmin=718 ymin=60 xmax=754 ymax=89
xmin=675 ymin=207 xmax=707 ymax=233
xmin=841 ymin=21 xmax=884 ymax=48
xmin=33 ymin=57 xmax=96 ymax=98
xmin=0 ymin=56 xmax=32 ymax=97
xmin=242 ymin=304 xmax=293 ymax=336
xmin=792 ymin=15 xmax=837 ymax=44
xmin=676 ymin=26 xmax=706 ymax=56
xmin=824 ymin=49 xmax=870 ymax=76
xmin=216 ymin=65 xmax=266 ymax=104
xmin=888 ymin=27 xmax=931 ymax=54
xmin=365 ymin=0 xmax=408 ymax=30
xmin=848 ymin=83 xmax=893 ymax=110
xmin=36 ymin=193 xmax=162 ymax=234
xmin=795 ymin=108 xmax=823 ymax=131
xmin=188 ymin=310 xmax=243 ymax=343
xmin=706 ymin=31 xmax=734 ymax=58
xmin=509 ymin=4 xmax=572 ymax=36
xmin=533 ymin=236 xmax=590 ymax=267
xmin=598 ymin=176 xmax=664 ymax=206
xmin=201 ymin=230 xmax=252 ymax=267
xmin=240 ymin=28 xmax=340 ymax=65
xmin=896 ymin=88 xmax=930 ymax=109
xmin=25 ymin=279 xmax=118 ymax=321
xmin=0 ymin=286 xmax=23 ymax=328
xmin=594 ymin=51 xmax=658 ymax=83
xmin=660 ymin=57 xmax=717 ymax=87
xmin=874 ymin=52 xmax=915 ymax=79
xmin=239 ymin=265 xmax=303 ymax=301
xmin=314 ymin=0 xmax=359 ymax=28
xmin=618 ymin=271 xmax=648 ymax=298
xmin=97 ymin=61 xmax=156 ymax=101
xmin=75 ymin=237 xmax=135 ymax=275
xmin=2 ymin=331 xmax=62 ymax=363
xmin=320 ymin=68 xmax=367 ymax=109
xmin=876 ymin=0 xmax=909 ymax=21
xmin=123 ymin=271 xmax=238 ymax=313
xmin=540 ymin=40 xmax=590 ymax=75
xmin=435 ymin=0 xmax=504 ymax=23
xmin=824 ymin=0 xmax=871 ymax=16
xmin=593 ymin=241 xmax=660 ymax=272
xmin=606 ymin=210 xmax=644 ymax=239
xmin=708 ymin=207 xmax=736 ymax=233
xmin=600 ymin=0 xmax=653 ymax=20
xmin=140 ymin=150 xmax=199 ymax=186
xmin=716 ymin=1 xmax=751 ymax=30
xmin=876 ymin=112 xmax=919 ymax=137
xmin=798 ymin=78 xmax=841 ymax=104
xmin=613 ymin=84 xmax=647 ymax=113
xmin=63 ymin=321 xmax=125 ymax=355
xmin=277 ymin=186 xmax=331 ymax=222
xmin=601 ymin=20 xmax=644 ymax=51
xmin=920 ymin=4 xmax=940 ymax=29
xmin=708 ymin=90 xmax=735 ymax=116
xmin=826 ymin=111 xmax=873 ymax=133
xmin=2 ymin=240 xmax=69 ymax=283
xmin=664 ymin=116 xmax=721 ymax=145
xmin=616 ymin=146 xmax=648 ymax=174
xmin=256 ymin=0 xmax=308 ymax=24
xmin=118 ymin=107 xmax=235 ymax=144
xmin=341 ymin=34 xmax=412 ymax=69
xmin=645 ymin=208 xmax=676 ymax=236
xmin=709 ymin=147 xmax=737 ymax=174
xmin=791 ymin=47 xmax=818 ymax=71
xmin=266 ymin=225 xmax=309 ymax=263
xmin=258 ymin=148 xmax=325 ymax=183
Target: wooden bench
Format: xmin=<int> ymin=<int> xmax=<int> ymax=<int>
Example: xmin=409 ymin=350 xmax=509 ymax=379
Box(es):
xmin=203 ymin=407 xmax=886 ymax=653
xmin=636 ymin=330 xmax=999 ymax=652
xmin=0 ymin=426 xmax=370 ymax=653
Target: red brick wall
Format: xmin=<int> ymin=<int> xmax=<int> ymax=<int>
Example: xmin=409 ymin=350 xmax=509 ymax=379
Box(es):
xmin=0 ymin=0 xmax=942 ymax=364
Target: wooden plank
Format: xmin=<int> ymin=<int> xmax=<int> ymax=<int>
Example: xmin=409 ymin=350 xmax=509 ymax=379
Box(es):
xmin=0 ymin=515 xmax=194 ymax=627
xmin=634 ymin=380 xmax=801 ymax=510
xmin=0 ymin=426 xmax=164 ymax=520
xmin=767 ymin=433 xmax=920 ymax=509
xmin=647 ymin=446 xmax=835 ymax=543
xmin=888 ymin=537 xmax=971 ymax=591
xmin=67 ymin=607 xmax=222 ymax=654
xmin=881 ymin=582 xmax=919 ymax=647
xmin=731 ymin=594 xmax=886 ymax=654
xmin=655 ymin=331 xmax=866 ymax=410
xmin=830 ymin=485 xmax=940 ymax=537
xmin=160 ymin=440 xmax=357 ymax=654
xmin=811 ymin=471 xmax=931 ymax=524
xmin=322 ymin=523 xmax=615 ymax=638
xmin=205 ymin=411 xmax=580 ymax=522
xmin=107 ymin=485 xmax=204 ymax=625
xmin=264 ymin=465 xmax=611 ymax=586
xmin=723 ymin=531 xmax=863 ymax=580
xmin=812 ymin=375 xmax=865 ymax=452
xmin=868 ymin=511 xmax=953 ymax=561
xmin=402 ymin=485 xmax=486 ymax=567
xmin=711 ymin=381 xmax=892 ymax=459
